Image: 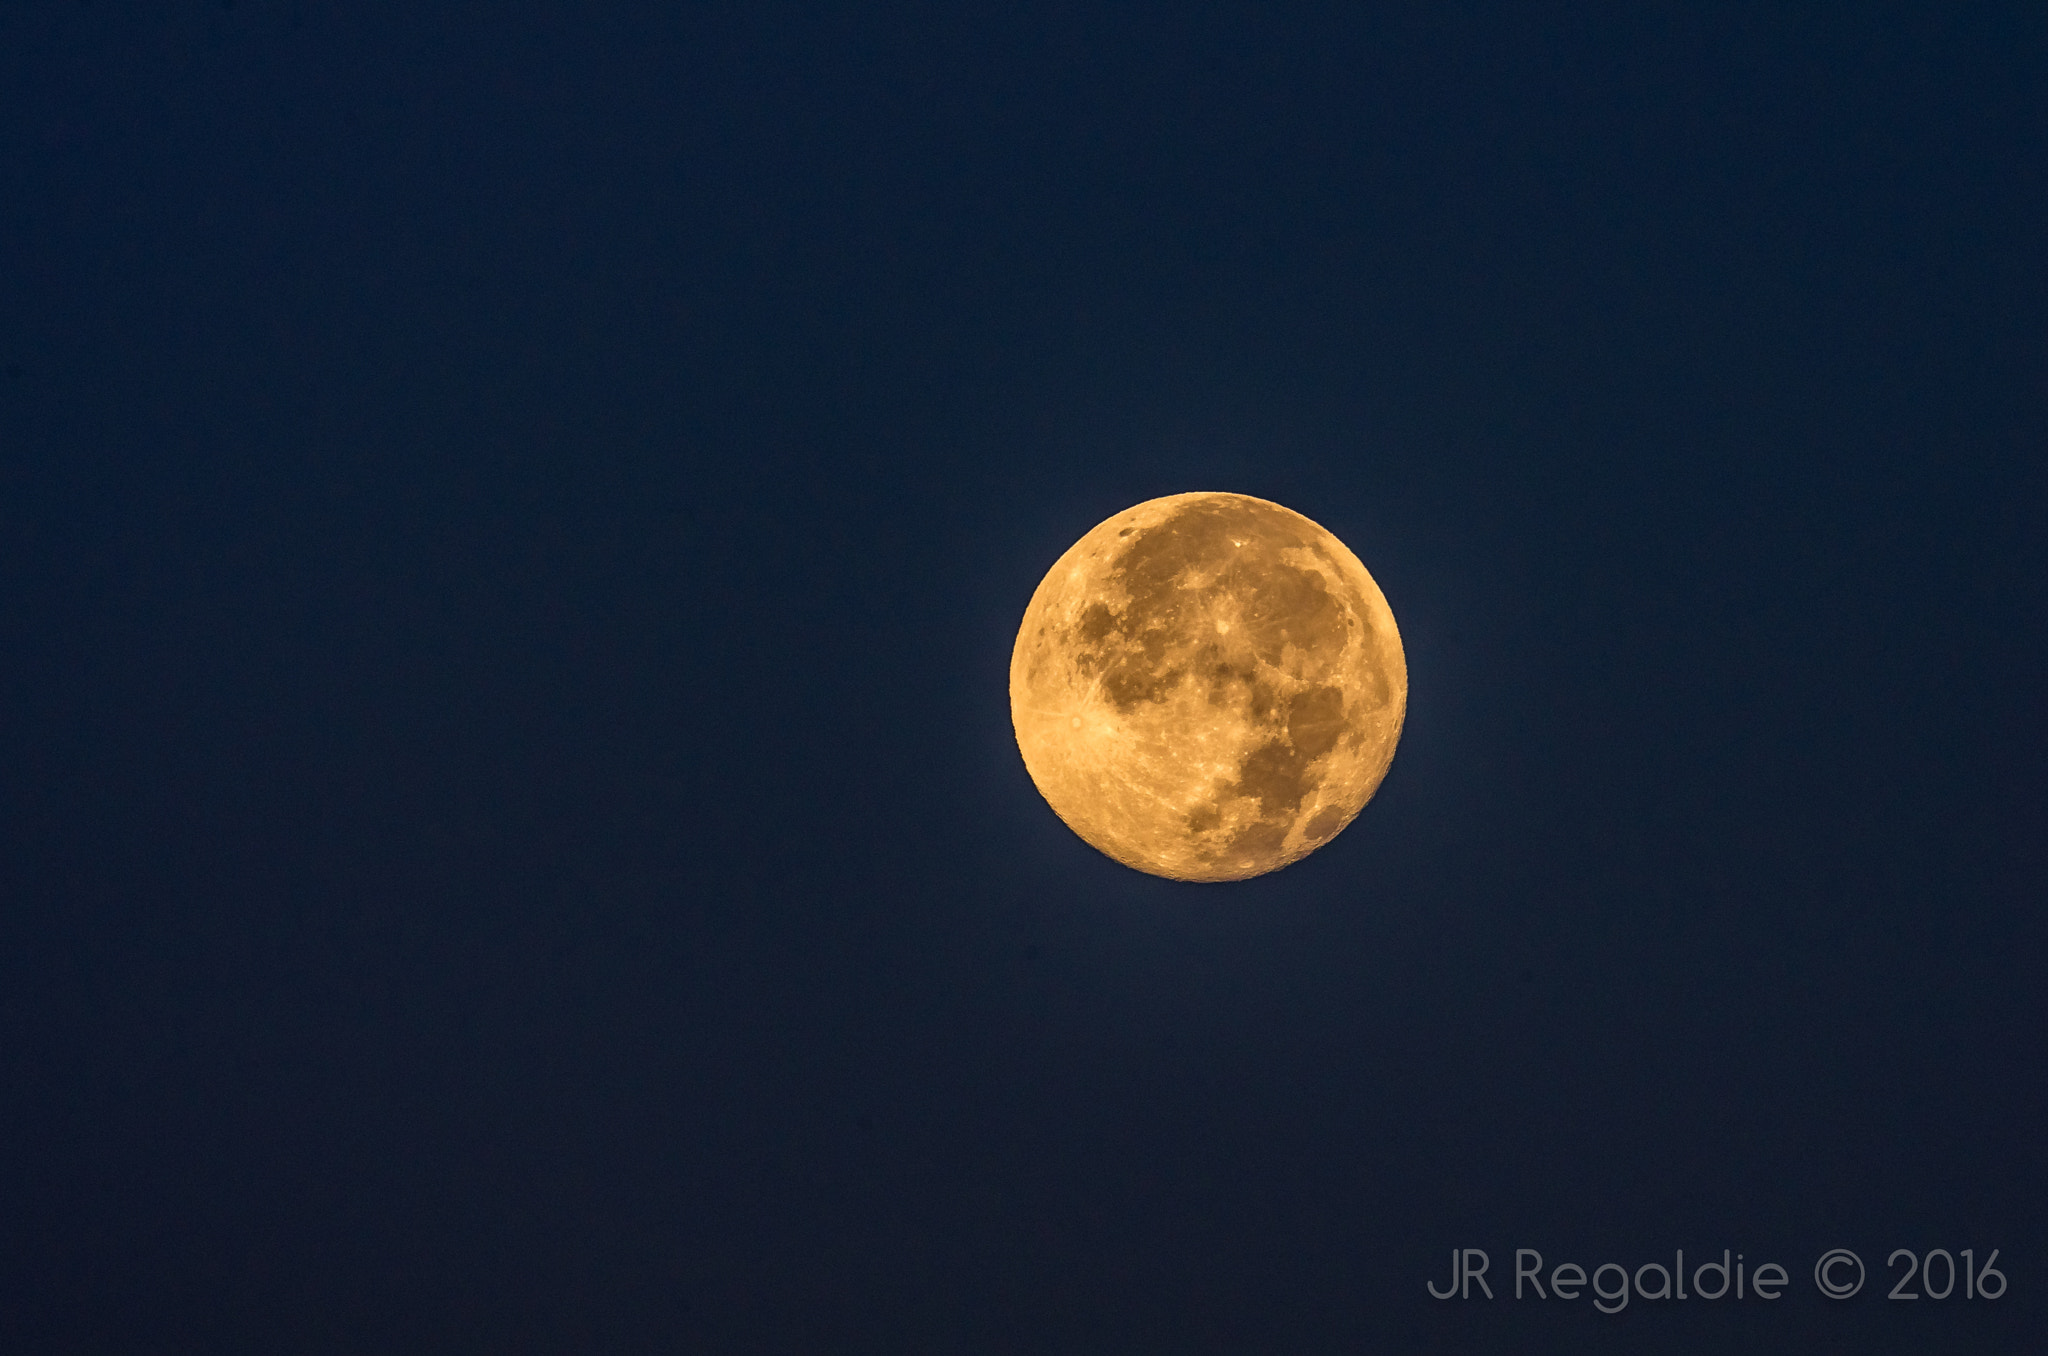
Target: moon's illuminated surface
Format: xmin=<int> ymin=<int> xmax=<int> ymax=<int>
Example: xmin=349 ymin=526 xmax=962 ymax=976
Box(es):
xmin=1010 ymin=492 xmax=1406 ymax=881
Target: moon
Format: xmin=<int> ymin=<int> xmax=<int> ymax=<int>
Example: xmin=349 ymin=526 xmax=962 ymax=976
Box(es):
xmin=1010 ymin=492 xmax=1406 ymax=882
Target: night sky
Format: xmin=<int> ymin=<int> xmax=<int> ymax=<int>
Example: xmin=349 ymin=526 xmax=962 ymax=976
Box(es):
xmin=2 ymin=3 xmax=2044 ymax=1352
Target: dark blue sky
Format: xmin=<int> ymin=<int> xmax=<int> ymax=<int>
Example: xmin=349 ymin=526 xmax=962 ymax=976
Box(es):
xmin=2 ymin=2 xmax=2043 ymax=1351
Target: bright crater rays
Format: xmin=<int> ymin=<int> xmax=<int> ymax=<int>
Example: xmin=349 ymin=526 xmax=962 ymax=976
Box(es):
xmin=1010 ymin=492 xmax=1407 ymax=882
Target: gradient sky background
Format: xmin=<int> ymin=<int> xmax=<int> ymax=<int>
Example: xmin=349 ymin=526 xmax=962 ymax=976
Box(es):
xmin=2 ymin=3 xmax=2044 ymax=1352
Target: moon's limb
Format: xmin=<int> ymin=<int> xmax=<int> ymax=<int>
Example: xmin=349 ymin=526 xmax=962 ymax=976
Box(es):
xmin=1009 ymin=492 xmax=1406 ymax=881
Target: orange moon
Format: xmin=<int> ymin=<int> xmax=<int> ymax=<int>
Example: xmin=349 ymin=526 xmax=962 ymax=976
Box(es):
xmin=1010 ymin=492 xmax=1406 ymax=881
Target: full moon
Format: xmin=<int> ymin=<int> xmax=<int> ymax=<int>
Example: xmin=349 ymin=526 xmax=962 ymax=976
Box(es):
xmin=1010 ymin=492 xmax=1406 ymax=881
